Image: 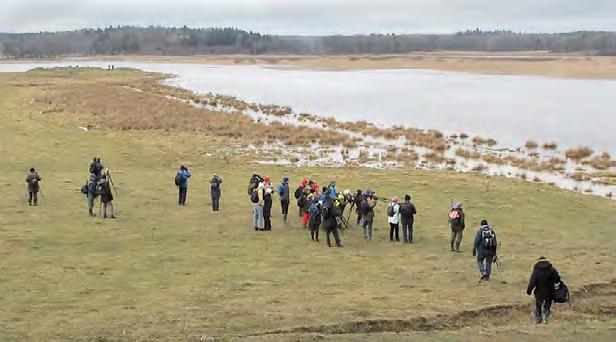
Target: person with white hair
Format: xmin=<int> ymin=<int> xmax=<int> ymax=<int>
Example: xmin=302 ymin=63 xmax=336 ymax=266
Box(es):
xmin=387 ymin=196 xmax=401 ymax=242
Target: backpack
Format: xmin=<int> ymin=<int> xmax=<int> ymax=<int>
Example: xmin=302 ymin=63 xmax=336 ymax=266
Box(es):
xmin=80 ymin=183 xmax=88 ymax=195
xmin=174 ymin=173 xmax=182 ymax=187
xmin=553 ymin=281 xmax=570 ymax=303
xmin=358 ymin=199 xmax=369 ymax=215
xmin=298 ymin=193 xmax=307 ymax=208
xmin=387 ymin=204 xmax=395 ymax=217
xmin=449 ymin=210 xmax=462 ymax=226
xmin=250 ymin=190 xmax=260 ymax=203
xmin=481 ymin=229 xmax=497 ymax=249
xmin=309 ymin=202 xmax=321 ymax=220
xmin=247 ymin=174 xmax=263 ymax=195
xmin=294 ymin=186 xmax=304 ymax=199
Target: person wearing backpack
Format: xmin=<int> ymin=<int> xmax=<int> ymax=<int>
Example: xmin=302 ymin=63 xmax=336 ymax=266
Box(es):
xmin=98 ymin=174 xmax=116 ymax=219
xmin=361 ymin=190 xmax=378 ymax=240
xmin=353 ymin=189 xmax=363 ymax=225
xmin=85 ymin=173 xmax=98 ymax=217
xmin=527 ymin=257 xmax=562 ymax=324
xmin=295 ymin=178 xmax=308 ymax=218
xmin=399 ymin=195 xmax=417 ymax=243
xmin=176 ymin=165 xmax=191 ymax=206
xmin=210 ymin=174 xmax=223 ymax=211
xmin=277 ymin=176 xmax=290 ymax=223
xmin=303 ymin=188 xmax=317 ymax=229
xmin=322 ymin=194 xmax=343 ymax=247
xmin=25 ymin=167 xmax=42 ymax=206
xmin=387 ymin=196 xmax=401 ymax=242
xmin=448 ymin=202 xmax=465 ymax=252
xmin=252 ymin=183 xmax=265 ymax=231
xmin=308 ymin=199 xmax=321 ymax=242
xmin=473 ymin=219 xmax=497 ymax=281
xmin=89 ymin=157 xmax=104 ymax=180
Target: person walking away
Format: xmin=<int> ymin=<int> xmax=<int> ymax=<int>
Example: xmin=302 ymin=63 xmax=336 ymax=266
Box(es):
xmin=308 ymin=199 xmax=321 ymax=242
xmin=473 ymin=219 xmax=497 ymax=281
xmin=98 ymin=175 xmax=116 ymax=219
xmin=361 ymin=190 xmax=378 ymax=240
xmin=400 ymin=195 xmax=417 ymax=243
xmin=25 ymin=168 xmax=41 ymax=206
xmin=449 ymin=202 xmax=465 ymax=251
xmin=210 ymin=174 xmax=223 ymax=211
xmin=321 ymin=195 xmax=343 ymax=247
xmin=89 ymin=157 xmax=103 ymax=180
xmin=353 ymin=189 xmax=363 ymax=225
xmin=251 ymin=183 xmax=265 ymax=231
xmin=176 ymin=165 xmax=191 ymax=206
xmin=263 ymin=187 xmax=273 ymax=231
xmin=278 ymin=176 xmax=290 ymax=223
xmin=303 ymin=188 xmax=316 ymax=229
xmin=86 ymin=173 xmax=98 ymax=217
xmin=527 ymin=257 xmax=561 ymax=324
xmin=387 ymin=196 xmax=401 ymax=242
xmin=295 ymin=178 xmax=308 ymax=218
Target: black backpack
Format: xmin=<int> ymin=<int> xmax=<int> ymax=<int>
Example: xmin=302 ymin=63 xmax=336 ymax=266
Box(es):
xmin=358 ymin=199 xmax=369 ymax=215
xmin=553 ymin=281 xmax=570 ymax=303
xmin=481 ymin=229 xmax=497 ymax=249
xmin=294 ymin=186 xmax=304 ymax=199
xmin=174 ymin=173 xmax=182 ymax=186
xmin=387 ymin=204 xmax=395 ymax=217
xmin=250 ymin=190 xmax=260 ymax=203
xmin=309 ymin=202 xmax=321 ymax=221
xmin=247 ymin=174 xmax=263 ymax=196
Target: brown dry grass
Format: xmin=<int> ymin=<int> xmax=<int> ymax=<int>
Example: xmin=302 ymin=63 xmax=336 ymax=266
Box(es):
xmin=455 ymin=149 xmax=482 ymax=159
xmin=543 ymin=142 xmax=558 ymax=150
xmin=472 ymin=136 xmax=497 ymax=147
xmin=525 ymin=140 xmax=538 ymax=149
xmin=565 ymin=146 xmax=594 ymax=160
xmin=583 ymin=152 xmax=613 ymax=170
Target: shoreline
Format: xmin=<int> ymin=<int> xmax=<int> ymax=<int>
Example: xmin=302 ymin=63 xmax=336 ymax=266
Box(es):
xmin=3 ymin=51 xmax=616 ymax=79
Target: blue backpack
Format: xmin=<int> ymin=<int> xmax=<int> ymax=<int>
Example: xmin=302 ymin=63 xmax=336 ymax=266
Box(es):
xmin=309 ymin=202 xmax=321 ymax=220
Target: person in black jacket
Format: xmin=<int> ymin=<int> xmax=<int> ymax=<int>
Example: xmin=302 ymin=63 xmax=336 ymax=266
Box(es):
xmin=321 ymin=195 xmax=342 ymax=247
xmin=210 ymin=174 xmax=223 ymax=211
xmin=527 ymin=256 xmax=561 ymax=324
xmin=399 ymin=195 xmax=417 ymax=243
xmin=98 ymin=175 xmax=116 ymax=219
xmin=89 ymin=157 xmax=103 ymax=180
xmin=263 ymin=187 xmax=273 ymax=231
xmin=472 ymin=219 xmax=497 ymax=281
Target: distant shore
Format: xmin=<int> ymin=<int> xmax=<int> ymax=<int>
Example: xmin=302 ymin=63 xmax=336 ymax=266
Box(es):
xmin=7 ymin=51 xmax=613 ymax=79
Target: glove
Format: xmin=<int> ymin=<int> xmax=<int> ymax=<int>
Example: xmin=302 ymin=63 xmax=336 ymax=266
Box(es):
xmin=472 ymin=250 xmax=476 ymax=257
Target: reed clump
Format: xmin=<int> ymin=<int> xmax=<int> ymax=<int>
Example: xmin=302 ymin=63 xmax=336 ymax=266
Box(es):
xmin=565 ymin=146 xmax=594 ymax=160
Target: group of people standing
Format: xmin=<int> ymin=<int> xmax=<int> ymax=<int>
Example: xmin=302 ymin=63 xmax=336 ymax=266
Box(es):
xmin=82 ymin=157 xmax=116 ymax=218
xmin=174 ymin=165 xmax=223 ymax=211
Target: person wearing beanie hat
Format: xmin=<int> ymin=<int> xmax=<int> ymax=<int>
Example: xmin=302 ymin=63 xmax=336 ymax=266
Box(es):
xmin=278 ymin=176 xmax=290 ymax=223
xmin=473 ymin=219 xmax=497 ymax=281
xmin=387 ymin=196 xmax=401 ymax=242
xmin=400 ymin=194 xmax=417 ymax=243
xmin=25 ymin=167 xmax=42 ymax=206
xmin=448 ymin=202 xmax=465 ymax=251
xmin=527 ymin=256 xmax=562 ymax=324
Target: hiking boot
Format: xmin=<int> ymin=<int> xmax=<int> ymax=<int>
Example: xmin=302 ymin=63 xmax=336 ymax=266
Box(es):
xmin=110 ymin=215 xmax=116 ymax=219
xmin=28 ymin=203 xmax=32 ymax=206
xmin=480 ymin=274 xmax=487 ymax=280
xmin=336 ymin=244 xmax=343 ymax=248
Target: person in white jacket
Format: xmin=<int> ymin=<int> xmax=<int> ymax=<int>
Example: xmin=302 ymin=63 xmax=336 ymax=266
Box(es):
xmin=387 ymin=196 xmax=401 ymax=242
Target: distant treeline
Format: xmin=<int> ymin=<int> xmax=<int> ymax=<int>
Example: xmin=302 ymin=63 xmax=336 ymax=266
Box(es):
xmin=1 ymin=26 xmax=616 ymax=58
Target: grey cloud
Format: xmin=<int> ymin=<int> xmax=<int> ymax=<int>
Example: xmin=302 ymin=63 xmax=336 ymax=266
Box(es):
xmin=0 ymin=0 xmax=614 ymax=34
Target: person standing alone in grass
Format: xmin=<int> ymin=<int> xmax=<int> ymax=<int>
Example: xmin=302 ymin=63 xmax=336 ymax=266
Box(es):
xmin=387 ymin=196 xmax=401 ymax=242
xmin=527 ymin=257 xmax=561 ymax=324
xmin=175 ymin=165 xmax=191 ymax=206
xmin=278 ymin=176 xmax=290 ymax=223
xmin=25 ymin=168 xmax=41 ymax=206
xmin=473 ymin=219 xmax=497 ymax=281
xmin=400 ymin=195 xmax=417 ymax=243
xmin=448 ymin=202 xmax=465 ymax=251
xmin=210 ymin=174 xmax=223 ymax=211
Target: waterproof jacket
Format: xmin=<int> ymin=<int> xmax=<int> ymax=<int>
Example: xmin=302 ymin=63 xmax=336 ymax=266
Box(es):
xmin=210 ymin=176 xmax=223 ymax=197
xmin=279 ymin=181 xmax=290 ymax=201
xmin=527 ymin=259 xmax=561 ymax=301
xmin=387 ymin=203 xmax=400 ymax=224
xmin=400 ymin=201 xmax=417 ymax=224
xmin=321 ymin=198 xmax=340 ymax=230
xmin=473 ymin=225 xmax=497 ymax=257
xmin=363 ymin=197 xmax=378 ymax=221
xmin=25 ymin=172 xmax=41 ymax=192
xmin=99 ymin=179 xmax=114 ymax=203
xmin=86 ymin=177 xmax=98 ymax=197
xmin=177 ymin=170 xmax=191 ymax=189
xmin=449 ymin=208 xmax=465 ymax=231
xmin=90 ymin=161 xmax=103 ymax=177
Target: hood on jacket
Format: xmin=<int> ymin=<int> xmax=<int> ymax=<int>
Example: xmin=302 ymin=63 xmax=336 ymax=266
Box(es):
xmin=282 ymin=176 xmax=289 ymax=183
xmin=534 ymin=259 xmax=552 ymax=270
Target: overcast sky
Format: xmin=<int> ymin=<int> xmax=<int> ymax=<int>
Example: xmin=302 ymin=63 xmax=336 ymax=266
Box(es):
xmin=1 ymin=0 xmax=614 ymax=35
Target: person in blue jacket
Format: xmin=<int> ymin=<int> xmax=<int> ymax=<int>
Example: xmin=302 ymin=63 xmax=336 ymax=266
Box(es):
xmin=176 ymin=165 xmax=191 ymax=206
xmin=473 ymin=219 xmax=498 ymax=281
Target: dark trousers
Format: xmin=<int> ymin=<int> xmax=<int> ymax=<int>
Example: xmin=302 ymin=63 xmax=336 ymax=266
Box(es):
xmin=178 ymin=187 xmax=187 ymax=205
xmin=28 ymin=191 xmax=38 ymax=205
xmin=535 ymin=298 xmax=553 ymax=323
xmin=402 ymin=220 xmax=414 ymax=242
xmin=281 ymin=199 xmax=289 ymax=215
xmin=264 ymin=215 xmax=272 ymax=231
xmin=477 ymin=254 xmax=494 ymax=277
xmin=326 ymin=227 xmax=341 ymax=247
xmin=309 ymin=222 xmax=320 ymax=241
xmin=212 ymin=195 xmax=220 ymax=211
xmin=389 ymin=223 xmax=400 ymax=241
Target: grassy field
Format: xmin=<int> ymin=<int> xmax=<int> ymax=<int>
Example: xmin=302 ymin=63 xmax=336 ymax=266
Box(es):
xmin=0 ymin=68 xmax=614 ymax=341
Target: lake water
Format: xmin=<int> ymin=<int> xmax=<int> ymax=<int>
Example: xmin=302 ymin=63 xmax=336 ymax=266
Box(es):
xmin=1 ymin=61 xmax=615 ymax=155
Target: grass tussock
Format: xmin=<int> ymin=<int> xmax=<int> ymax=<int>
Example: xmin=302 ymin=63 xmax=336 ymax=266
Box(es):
xmin=525 ymin=140 xmax=538 ymax=149
xmin=543 ymin=142 xmax=558 ymax=150
xmin=472 ymin=136 xmax=497 ymax=147
xmin=582 ymin=152 xmax=613 ymax=170
xmin=565 ymin=146 xmax=594 ymax=160
xmin=455 ymin=149 xmax=481 ymax=159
